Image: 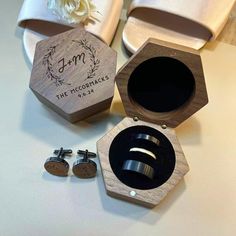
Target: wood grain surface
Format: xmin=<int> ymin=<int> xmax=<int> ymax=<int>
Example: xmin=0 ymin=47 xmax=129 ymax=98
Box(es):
xmin=30 ymin=27 xmax=117 ymax=122
xmin=116 ymin=38 xmax=208 ymax=128
xmin=97 ymin=117 xmax=189 ymax=208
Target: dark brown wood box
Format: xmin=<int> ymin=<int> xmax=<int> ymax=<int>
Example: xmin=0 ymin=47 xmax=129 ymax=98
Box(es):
xmin=30 ymin=27 xmax=117 ymax=122
xmin=97 ymin=38 xmax=208 ymax=208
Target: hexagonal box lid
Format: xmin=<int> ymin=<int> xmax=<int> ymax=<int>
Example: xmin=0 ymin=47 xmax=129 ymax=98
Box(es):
xmin=116 ymin=38 xmax=208 ymax=128
xmin=30 ymin=27 xmax=117 ymax=122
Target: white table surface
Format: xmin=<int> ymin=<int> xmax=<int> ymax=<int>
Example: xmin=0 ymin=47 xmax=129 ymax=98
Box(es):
xmin=1 ymin=1 xmax=236 ymax=236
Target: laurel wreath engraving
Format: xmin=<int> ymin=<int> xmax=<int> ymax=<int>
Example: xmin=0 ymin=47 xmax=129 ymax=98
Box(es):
xmin=43 ymin=39 xmax=100 ymax=86
xmin=42 ymin=45 xmax=70 ymax=87
xmin=72 ymin=39 xmax=100 ymax=80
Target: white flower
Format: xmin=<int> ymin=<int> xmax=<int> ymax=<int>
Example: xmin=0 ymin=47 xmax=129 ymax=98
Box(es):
xmin=48 ymin=0 xmax=96 ymax=24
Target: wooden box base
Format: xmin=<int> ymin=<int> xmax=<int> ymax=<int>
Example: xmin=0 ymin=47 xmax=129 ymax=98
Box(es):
xmin=97 ymin=118 xmax=189 ymax=208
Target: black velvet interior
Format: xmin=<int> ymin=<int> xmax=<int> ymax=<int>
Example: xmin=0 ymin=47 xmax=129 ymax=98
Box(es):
xmin=128 ymin=57 xmax=195 ymax=112
xmin=109 ymin=126 xmax=176 ymax=190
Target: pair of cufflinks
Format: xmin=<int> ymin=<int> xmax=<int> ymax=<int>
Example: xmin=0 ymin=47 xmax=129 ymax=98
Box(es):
xmin=44 ymin=148 xmax=97 ymax=178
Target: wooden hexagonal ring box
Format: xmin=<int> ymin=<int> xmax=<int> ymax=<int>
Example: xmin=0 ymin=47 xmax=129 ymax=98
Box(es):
xmin=97 ymin=38 xmax=208 ymax=208
xmin=30 ymin=27 xmax=117 ymax=122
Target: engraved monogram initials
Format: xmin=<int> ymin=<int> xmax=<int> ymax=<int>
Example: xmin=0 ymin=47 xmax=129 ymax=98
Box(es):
xmin=58 ymin=53 xmax=86 ymax=73
xmin=43 ymin=39 xmax=100 ymax=87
